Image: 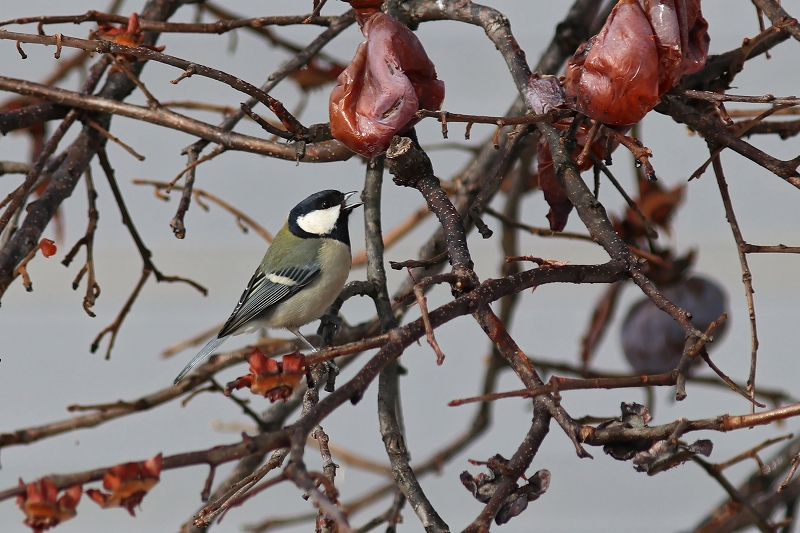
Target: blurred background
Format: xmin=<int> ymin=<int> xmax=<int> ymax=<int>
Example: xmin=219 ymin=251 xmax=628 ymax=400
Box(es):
xmin=1 ymin=1 xmax=799 ymax=532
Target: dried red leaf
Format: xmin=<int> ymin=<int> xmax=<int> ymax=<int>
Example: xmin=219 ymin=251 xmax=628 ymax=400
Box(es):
xmin=92 ymin=13 xmax=165 ymax=63
xmin=0 ymin=99 xmax=63 ymax=242
xmin=290 ymin=58 xmax=346 ymax=92
xmin=225 ymin=348 xmax=307 ymax=402
xmin=564 ymin=0 xmax=709 ymax=125
xmin=38 ymin=239 xmax=57 ymax=258
xmin=329 ymin=3 xmax=445 ymax=157
xmin=536 ymin=120 xmax=613 ymax=231
xmin=580 ymin=282 xmax=623 ymax=369
xmin=86 ymin=453 xmax=162 ymax=517
xmin=94 ymin=13 xmax=144 ymax=47
xmin=613 ymin=176 xmax=685 ymax=241
xmin=1 ymin=97 xmax=47 ymax=159
xmin=16 ymin=478 xmax=81 ymax=533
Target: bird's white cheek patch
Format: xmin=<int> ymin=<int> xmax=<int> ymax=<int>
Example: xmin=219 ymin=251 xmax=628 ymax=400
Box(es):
xmin=296 ymin=206 xmax=340 ymax=235
xmin=266 ymin=273 xmax=298 ymax=286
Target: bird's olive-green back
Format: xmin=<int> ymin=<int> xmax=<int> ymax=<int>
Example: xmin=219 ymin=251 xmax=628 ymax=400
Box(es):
xmin=259 ymin=222 xmax=323 ymax=272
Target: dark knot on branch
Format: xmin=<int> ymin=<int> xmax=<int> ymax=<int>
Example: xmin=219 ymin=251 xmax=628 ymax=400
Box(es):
xmin=386 ymin=135 xmax=434 ymax=188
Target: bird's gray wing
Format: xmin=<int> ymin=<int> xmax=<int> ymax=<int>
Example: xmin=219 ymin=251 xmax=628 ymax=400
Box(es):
xmin=217 ymin=265 xmax=320 ymax=338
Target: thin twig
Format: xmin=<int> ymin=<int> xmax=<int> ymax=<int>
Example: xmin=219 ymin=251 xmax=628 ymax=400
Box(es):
xmin=84 ymin=117 xmax=146 ymax=161
xmin=710 ymin=434 xmax=793 ymax=472
xmin=711 ymin=154 xmax=760 ymax=409
xmin=694 ymin=456 xmax=776 ymax=533
xmin=134 ymin=179 xmax=273 ymax=243
xmin=61 ymin=168 xmax=101 ymax=316
xmin=413 ymin=285 xmax=446 ymax=365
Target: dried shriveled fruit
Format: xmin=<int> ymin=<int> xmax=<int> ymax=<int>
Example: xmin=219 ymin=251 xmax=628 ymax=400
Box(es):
xmin=621 ymin=275 xmax=728 ymax=374
xmin=564 ymin=0 xmax=709 ymax=125
xmin=329 ymin=1 xmax=445 ymax=157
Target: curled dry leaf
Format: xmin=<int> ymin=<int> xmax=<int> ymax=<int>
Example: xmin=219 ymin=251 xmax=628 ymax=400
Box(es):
xmin=596 ymin=403 xmax=713 ymax=475
xmin=86 ymin=453 xmax=162 ymax=517
xmin=633 ymin=438 xmax=713 ymax=475
xmin=38 ymin=239 xmax=57 ymax=258
xmin=597 ymin=402 xmax=655 ymax=461
xmin=329 ymin=0 xmax=445 ymax=157
xmin=564 ymin=0 xmax=709 ymax=125
xmin=16 ymin=478 xmax=82 ymax=533
xmin=289 ymin=57 xmax=347 ymax=92
xmin=525 ymin=74 xmax=566 ymax=116
xmin=225 ymin=348 xmax=307 ymax=402
xmin=614 ymin=176 xmax=686 ymax=242
xmin=460 ymin=454 xmax=550 ymax=525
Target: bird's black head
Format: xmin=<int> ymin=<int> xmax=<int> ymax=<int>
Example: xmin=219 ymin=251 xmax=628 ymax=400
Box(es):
xmin=288 ymin=190 xmax=361 ymax=246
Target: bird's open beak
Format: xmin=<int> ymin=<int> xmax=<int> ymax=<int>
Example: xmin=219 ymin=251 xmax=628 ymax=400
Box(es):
xmin=341 ymin=191 xmax=362 ymax=212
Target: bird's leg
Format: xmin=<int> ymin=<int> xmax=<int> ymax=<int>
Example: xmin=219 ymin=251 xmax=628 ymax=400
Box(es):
xmin=317 ymin=312 xmax=343 ymax=348
xmin=289 ymin=327 xmax=318 ymax=352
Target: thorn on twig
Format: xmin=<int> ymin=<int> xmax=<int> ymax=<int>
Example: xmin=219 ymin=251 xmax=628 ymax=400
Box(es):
xmin=171 ymin=63 xmax=197 ymax=84
xmin=440 ymin=111 xmax=448 ymax=139
xmin=13 ymin=248 xmax=39 ymax=292
xmin=304 ymin=0 xmax=329 ymax=23
xmin=469 ymin=207 xmax=493 ymax=239
xmin=16 ymin=41 xmax=27 ymax=59
xmin=54 ymin=33 xmax=62 ymax=59
xmin=492 ymin=121 xmax=505 ymax=149
xmin=85 ymin=118 xmax=145 ymax=161
xmin=575 ymin=120 xmax=600 ymax=167
xmin=389 ymin=251 xmax=449 ymax=271
xmin=779 ymin=452 xmax=800 ymax=492
xmin=414 ymin=285 xmax=446 ymax=365
xmin=201 ymin=465 xmax=217 ymax=502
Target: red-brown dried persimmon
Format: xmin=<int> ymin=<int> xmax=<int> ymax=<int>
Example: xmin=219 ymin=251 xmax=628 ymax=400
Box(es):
xmin=564 ymin=0 xmax=709 ymax=126
xmin=329 ymin=3 xmax=445 ymax=157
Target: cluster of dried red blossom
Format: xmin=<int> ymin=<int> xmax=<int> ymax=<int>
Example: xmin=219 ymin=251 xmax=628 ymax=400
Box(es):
xmin=15 ymin=345 xmax=308 ymax=532
xmin=16 ymin=454 xmax=161 ymax=532
xmin=225 ymin=348 xmax=308 ymax=402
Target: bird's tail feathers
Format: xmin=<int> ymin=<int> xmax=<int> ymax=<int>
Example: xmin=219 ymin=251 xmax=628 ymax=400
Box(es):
xmin=173 ymin=335 xmax=229 ymax=384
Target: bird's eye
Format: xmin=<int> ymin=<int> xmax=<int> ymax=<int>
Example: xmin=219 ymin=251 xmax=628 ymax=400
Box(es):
xmin=321 ymin=201 xmax=330 ymax=209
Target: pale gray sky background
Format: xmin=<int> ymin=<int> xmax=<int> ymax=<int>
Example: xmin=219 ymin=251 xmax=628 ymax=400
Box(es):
xmin=1 ymin=1 xmax=799 ymax=532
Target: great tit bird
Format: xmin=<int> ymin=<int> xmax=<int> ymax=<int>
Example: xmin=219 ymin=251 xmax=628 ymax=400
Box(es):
xmin=174 ymin=190 xmax=362 ymax=384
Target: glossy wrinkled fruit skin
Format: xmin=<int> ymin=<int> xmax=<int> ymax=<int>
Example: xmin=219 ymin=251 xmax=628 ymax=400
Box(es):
xmin=621 ymin=276 xmax=728 ymax=374
xmin=329 ymin=8 xmax=445 ymax=157
xmin=564 ymin=0 xmax=709 ymax=125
